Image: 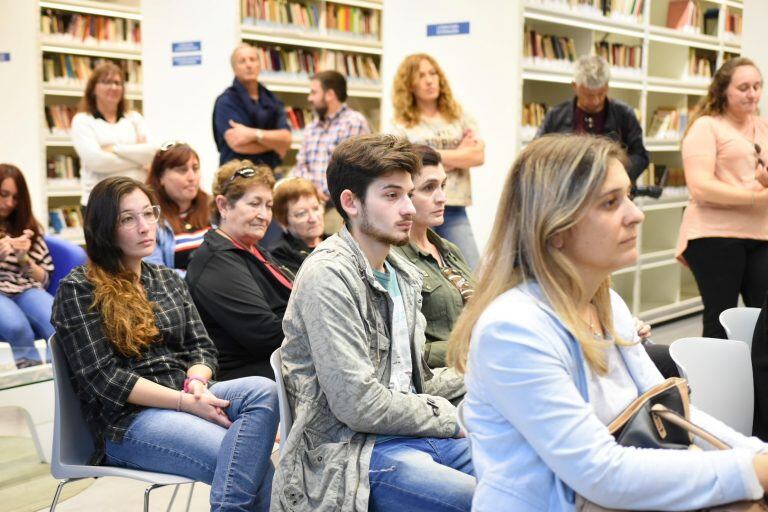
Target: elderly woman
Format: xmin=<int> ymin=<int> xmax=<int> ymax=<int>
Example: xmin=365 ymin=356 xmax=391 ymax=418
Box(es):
xmin=268 ymin=177 xmax=325 ymax=275
xmin=145 ymin=141 xmax=210 ymax=274
xmin=185 ymin=160 xmax=292 ymax=380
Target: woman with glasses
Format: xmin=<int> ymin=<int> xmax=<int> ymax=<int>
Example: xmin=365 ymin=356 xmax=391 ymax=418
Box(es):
xmin=678 ymin=57 xmax=768 ymax=342
xmin=70 ymin=62 xmax=156 ymax=206
xmin=186 ymin=160 xmax=292 ymax=381
xmin=268 ymin=177 xmax=325 ymax=275
xmin=449 ymin=135 xmax=768 ymax=512
xmin=391 ymin=146 xmax=474 ymax=369
xmin=51 ymin=176 xmax=279 ymax=511
xmin=145 ymin=142 xmax=211 ymax=274
xmin=0 ymin=164 xmax=55 ymax=369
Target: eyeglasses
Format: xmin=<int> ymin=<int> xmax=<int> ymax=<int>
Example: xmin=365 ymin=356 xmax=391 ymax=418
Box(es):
xmin=97 ymin=80 xmax=124 ymax=88
xmin=159 ymin=140 xmax=187 ymax=152
xmin=221 ymin=167 xmax=257 ymax=194
xmin=440 ymin=266 xmax=474 ymax=303
xmin=756 ymin=143 xmax=765 ymax=169
xmin=288 ymin=204 xmax=323 ymax=222
xmin=118 ymin=205 xmax=161 ymax=230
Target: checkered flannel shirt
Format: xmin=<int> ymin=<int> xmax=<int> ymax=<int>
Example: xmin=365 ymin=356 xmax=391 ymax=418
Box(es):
xmin=293 ymin=104 xmax=371 ymax=196
xmin=51 ymin=263 xmax=218 ymax=462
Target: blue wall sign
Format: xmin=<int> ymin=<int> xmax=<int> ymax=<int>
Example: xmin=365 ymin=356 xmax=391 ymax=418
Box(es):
xmin=0 ymin=53 xmax=10 ymax=62
xmin=172 ymin=41 xmax=201 ymax=53
xmin=172 ymin=55 xmax=202 ymax=66
xmin=427 ymin=22 xmax=470 ymax=37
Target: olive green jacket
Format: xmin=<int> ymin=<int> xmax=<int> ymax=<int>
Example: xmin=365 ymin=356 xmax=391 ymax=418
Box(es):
xmin=271 ymin=227 xmax=465 ymax=512
xmin=392 ymin=229 xmax=475 ymax=368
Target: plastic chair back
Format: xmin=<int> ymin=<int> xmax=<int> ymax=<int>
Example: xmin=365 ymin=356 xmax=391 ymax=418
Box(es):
xmin=270 ymin=349 xmax=292 ymax=455
xmin=45 ymin=235 xmax=87 ymax=296
xmin=669 ymin=337 xmax=753 ymax=436
xmin=719 ymin=307 xmax=761 ymax=348
xmin=50 ymin=335 xmax=96 ymax=477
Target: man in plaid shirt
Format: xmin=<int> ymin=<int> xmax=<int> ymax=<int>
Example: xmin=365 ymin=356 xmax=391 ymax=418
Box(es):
xmin=293 ymin=70 xmax=371 ymax=232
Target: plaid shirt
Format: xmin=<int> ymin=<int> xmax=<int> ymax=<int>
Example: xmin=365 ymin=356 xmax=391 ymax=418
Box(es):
xmin=51 ymin=262 xmax=218 ymax=463
xmin=293 ymin=104 xmax=371 ymax=195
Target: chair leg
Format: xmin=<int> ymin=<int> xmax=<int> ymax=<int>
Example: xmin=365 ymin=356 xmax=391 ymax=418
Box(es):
xmin=165 ymin=484 xmax=180 ymax=512
xmin=49 ymin=479 xmax=70 ymax=512
xmin=144 ymin=483 xmax=163 ymax=512
xmin=183 ymin=483 xmax=195 ymax=512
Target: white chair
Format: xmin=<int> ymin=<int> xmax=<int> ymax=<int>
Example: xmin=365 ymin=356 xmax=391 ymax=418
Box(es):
xmin=669 ymin=337 xmax=753 ymax=436
xmin=270 ymin=349 xmax=293 ymax=456
xmin=49 ymin=336 xmax=195 ymax=512
xmin=457 ymin=400 xmax=467 ymax=433
xmin=719 ymin=307 xmax=761 ymax=347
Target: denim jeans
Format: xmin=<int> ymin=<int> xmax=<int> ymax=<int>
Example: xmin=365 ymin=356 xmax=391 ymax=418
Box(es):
xmin=368 ymin=437 xmax=476 ymax=512
xmin=105 ymin=376 xmax=279 ymax=512
xmin=0 ymin=287 xmax=55 ymax=362
xmin=434 ymin=206 xmax=480 ymax=270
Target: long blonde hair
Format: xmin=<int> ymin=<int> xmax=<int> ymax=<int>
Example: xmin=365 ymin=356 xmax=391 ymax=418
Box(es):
xmin=392 ymin=53 xmax=462 ymax=127
xmin=448 ymin=135 xmax=629 ymax=376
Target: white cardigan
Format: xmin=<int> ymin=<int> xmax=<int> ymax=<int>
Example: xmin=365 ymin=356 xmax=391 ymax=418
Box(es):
xmin=70 ymin=110 xmax=156 ymax=205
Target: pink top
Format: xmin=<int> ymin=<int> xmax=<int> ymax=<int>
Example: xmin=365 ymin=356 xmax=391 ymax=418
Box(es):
xmin=676 ymin=115 xmax=768 ymax=263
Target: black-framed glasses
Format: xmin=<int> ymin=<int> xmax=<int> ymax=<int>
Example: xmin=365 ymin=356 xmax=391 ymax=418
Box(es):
xmin=756 ymin=143 xmax=765 ymax=168
xmin=159 ymin=140 xmax=187 ymax=152
xmin=222 ymin=167 xmax=257 ymax=194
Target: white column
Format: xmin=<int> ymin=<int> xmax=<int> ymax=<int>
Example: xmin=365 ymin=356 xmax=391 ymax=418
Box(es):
xmin=742 ymin=0 xmax=768 ymax=115
xmin=141 ymin=0 xmax=241 ymax=193
xmin=381 ymin=0 xmax=522 ymax=252
xmin=0 ymin=0 xmax=45 ymax=220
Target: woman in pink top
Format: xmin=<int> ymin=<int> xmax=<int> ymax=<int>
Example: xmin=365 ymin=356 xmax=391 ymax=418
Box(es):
xmin=677 ymin=57 xmax=768 ymax=339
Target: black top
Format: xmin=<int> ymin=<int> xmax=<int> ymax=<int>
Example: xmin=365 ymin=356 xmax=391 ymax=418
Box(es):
xmin=185 ymin=230 xmax=291 ymax=380
xmin=752 ymin=296 xmax=768 ymax=440
xmin=51 ymin=263 xmax=218 ymax=463
xmin=535 ymin=97 xmax=650 ymax=182
xmin=268 ymin=231 xmax=321 ymax=276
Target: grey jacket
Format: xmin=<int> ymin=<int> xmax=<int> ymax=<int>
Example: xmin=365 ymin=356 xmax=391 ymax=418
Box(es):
xmin=271 ymin=227 xmax=464 ymax=512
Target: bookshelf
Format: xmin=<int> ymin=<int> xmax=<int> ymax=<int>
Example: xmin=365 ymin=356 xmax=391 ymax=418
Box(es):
xmin=239 ymin=0 xmax=383 ymax=171
xmin=520 ymin=0 xmax=743 ymax=324
xmin=38 ymin=0 xmax=142 ymax=244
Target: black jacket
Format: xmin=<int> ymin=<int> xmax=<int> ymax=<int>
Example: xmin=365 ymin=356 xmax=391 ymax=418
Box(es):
xmin=186 ymin=230 xmax=291 ymax=380
xmin=268 ymin=231 xmax=314 ymax=276
xmin=536 ymin=97 xmax=650 ymax=182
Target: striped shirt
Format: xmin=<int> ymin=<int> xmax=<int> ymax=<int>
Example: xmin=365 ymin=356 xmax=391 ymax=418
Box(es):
xmin=0 ymin=235 xmax=54 ymax=295
xmin=173 ymin=226 xmax=210 ymax=270
xmin=293 ymin=104 xmax=371 ymax=196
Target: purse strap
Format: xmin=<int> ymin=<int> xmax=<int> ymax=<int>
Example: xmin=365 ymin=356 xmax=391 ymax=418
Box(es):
xmin=651 ymin=404 xmax=731 ymax=450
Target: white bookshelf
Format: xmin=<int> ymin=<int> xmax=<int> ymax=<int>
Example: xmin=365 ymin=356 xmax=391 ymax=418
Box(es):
xmin=520 ymin=0 xmax=743 ymax=323
xmin=39 ymin=0 xmax=142 ymax=244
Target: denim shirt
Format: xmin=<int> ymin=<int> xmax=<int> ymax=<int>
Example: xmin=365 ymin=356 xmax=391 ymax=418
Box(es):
xmin=466 ymin=282 xmax=765 ymax=511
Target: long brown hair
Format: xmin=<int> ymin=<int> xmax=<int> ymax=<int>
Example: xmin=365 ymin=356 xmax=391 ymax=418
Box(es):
xmin=0 ymin=164 xmax=43 ymax=243
xmin=392 ymin=53 xmax=463 ymax=127
xmin=685 ymin=57 xmax=762 ymax=137
xmin=84 ymin=177 xmax=159 ymax=358
xmin=448 ymin=135 xmax=630 ymax=376
xmin=146 ymin=143 xmax=210 ymax=233
xmin=78 ymin=62 xmax=126 ymax=118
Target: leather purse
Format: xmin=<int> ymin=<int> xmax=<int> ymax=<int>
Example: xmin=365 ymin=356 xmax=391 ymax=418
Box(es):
xmin=576 ymin=377 xmax=768 ymax=512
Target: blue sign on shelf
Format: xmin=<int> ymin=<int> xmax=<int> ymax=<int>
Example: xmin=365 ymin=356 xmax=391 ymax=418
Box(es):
xmin=172 ymin=41 xmax=201 ymax=53
xmin=0 ymin=53 xmax=10 ymax=62
xmin=172 ymin=54 xmax=202 ymax=67
xmin=426 ymin=22 xmax=470 ymax=37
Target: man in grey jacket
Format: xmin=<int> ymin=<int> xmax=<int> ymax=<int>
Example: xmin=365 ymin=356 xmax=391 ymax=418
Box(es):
xmin=271 ymin=134 xmax=473 ymax=511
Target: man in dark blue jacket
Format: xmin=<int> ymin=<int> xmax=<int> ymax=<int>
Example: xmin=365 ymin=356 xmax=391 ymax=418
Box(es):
xmin=536 ymin=55 xmax=649 ymax=182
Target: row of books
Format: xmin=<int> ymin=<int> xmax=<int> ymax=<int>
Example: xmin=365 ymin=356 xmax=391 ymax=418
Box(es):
xmin=687 ymin=50 xmax=715 ymax=79
xmin=522 ymin=102 xmax=548 ymax=129
xmin=256 ymin=46 xmax=380 ymax=82
xmin=241 ymin=0 xmax=380 ymax=38
xmin=594 ymin=41 xmax=642 ymax=69
xmin=529 ymin=0 xmax=644 ymax=21
xmin=42 ymin=54 xmax=142 ymax=86
xmin=647 ymin=107 xmax=689 ymax=139
xmin=49 ymin=207 xmax=83 ymax=234
xmin=47 ymin=155 xmax=79 ymax=180
xmin=285 ymin=106 xmax=314 ymax=131
xmin=724 ymin=7 xmax=742 ymax=36
xmin=41 ymin=10 xmax=141 ymax=47
xmin=666 ymin=0 xmax=722 ymax=36
xmin=636 ymin=163 xmax=686 ymax=188
xmin=523 ymin=28 xmax=577 ymax=62
xmin=45 ymin=105 xmax=77 ymax=134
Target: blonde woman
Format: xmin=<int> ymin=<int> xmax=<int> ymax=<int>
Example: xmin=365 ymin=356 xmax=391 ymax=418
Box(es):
xmin=389 ymin=53 xmax=484 ymax=268
xmin=448 ymin=134 xmax=768 ymax=511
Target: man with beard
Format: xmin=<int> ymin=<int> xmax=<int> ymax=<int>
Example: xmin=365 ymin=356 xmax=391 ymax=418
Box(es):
xmin=271 ymin=134 xmax=472 ymax=512
xmin=293 ymin=70 xmax=371 ymax=233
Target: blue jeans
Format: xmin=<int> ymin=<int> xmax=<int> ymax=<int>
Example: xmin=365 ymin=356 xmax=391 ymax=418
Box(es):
xmin=368 ymin=437 xmax=476 ymax=512
xmin=434 ymin=206 xmax=480 ymax=270
xmin=105 ymin=376 xmax=279 ymax=512
xmin=0 ymin=287 xmax=54 ymax=362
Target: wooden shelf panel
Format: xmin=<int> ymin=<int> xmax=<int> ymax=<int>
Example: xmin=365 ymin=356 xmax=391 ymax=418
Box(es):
xmin=241 ymin=25 xmax=381 ymax=55
xmin=39 ymin=0 xmax=141 ymax=20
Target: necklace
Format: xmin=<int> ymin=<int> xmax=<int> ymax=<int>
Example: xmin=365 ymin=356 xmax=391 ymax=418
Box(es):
xmin=587 ymin=305 xmax=603 ymax=340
